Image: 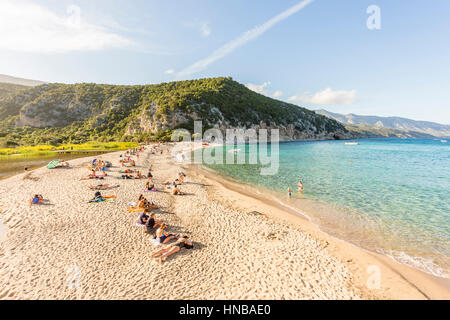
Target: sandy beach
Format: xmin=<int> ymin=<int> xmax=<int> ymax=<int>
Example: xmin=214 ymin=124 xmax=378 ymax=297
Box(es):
xmin=0 ymin=144 xmax=448 ymax=300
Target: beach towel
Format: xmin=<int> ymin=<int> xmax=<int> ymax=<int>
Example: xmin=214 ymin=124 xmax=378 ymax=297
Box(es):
xmin=89 ymin=198 xmax=114 ymax=203
xmin=149 ymin=238 xmax=161 ymax=246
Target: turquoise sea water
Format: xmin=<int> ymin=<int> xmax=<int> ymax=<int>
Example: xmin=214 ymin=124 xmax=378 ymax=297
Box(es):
xmin=205 ymin=139 xmax=450 ymax=278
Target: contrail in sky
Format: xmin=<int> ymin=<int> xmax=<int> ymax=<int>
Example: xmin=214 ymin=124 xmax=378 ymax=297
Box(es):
xmin=177 ymin=0 xmax=314 ymax=78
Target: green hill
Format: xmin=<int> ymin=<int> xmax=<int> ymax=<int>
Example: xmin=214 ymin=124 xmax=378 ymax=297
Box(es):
xmin=0 ymin=77 xmax=350 ymax=147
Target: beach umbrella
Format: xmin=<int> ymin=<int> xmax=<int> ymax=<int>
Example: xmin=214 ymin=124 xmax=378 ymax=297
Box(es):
xmin=47 ymin=160 xmax=60 ymax=169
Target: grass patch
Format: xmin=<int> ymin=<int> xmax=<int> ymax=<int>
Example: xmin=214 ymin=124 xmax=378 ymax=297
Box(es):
xmin=0 ymin=141 xmax=138 ymax=157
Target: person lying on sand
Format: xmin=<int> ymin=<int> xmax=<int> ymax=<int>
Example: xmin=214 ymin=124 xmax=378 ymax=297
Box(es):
xmin=151 ymin=236 xmax=193 ymax=263
xmin=139 ymin=198 xmax=159 ymax=210
xmin=137 ymin=211 xmax=149 ymax=226
xmin=145 ymin=213 xmax=162 ymax=236
xmin=135 ymin=171 xmax=146 ymax=179
xmin=55 ymin=161 xmax=70 ymax=169
xmin=172 ymin=184 xmax=183 ymax=195
xmin=120 ymin=169 xmax=135 ymax=174
xmin=145 ymin=181 xmax=156 ymax=191
xmin=121 ymin=172 xmax=145 ymax=179
xmin=89 ymin=184 xmax=119 ymax=190
xmin=81 ymin=170 xmax=106 ymax=180
xmin=138 ymin=197 xmax=150 ymax=208
xmin=128 ymin=197 xmax=159 ymax=213
xmin=124 ymin=160 xmax=136 ymax=167
xmin=30 ymin=194 xmax=47 ymax=206
xmin=88 ymin=191 xmax=116 ymax=203
xmin=155 ymin=224 xmax=178 ymax=244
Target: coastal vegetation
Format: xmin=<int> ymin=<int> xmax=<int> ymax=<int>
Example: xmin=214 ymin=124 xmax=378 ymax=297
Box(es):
xmin=0 ymin=77 xmax=348 ymax=147
xmin=0 ymin=141 xmax=138 ymax=157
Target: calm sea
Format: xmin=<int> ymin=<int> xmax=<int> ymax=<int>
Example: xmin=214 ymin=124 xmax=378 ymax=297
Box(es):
xmin=205 ymin=139 xmax=450 ymax=278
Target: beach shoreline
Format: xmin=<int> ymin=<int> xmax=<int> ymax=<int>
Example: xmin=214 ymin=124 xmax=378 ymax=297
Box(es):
xmin=186 ymin=163 xmax=450 ymax=299
xmin=0 ymin=144 xmax=448 ymax=300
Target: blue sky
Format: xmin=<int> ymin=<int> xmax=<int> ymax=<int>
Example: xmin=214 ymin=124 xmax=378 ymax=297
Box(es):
xmin=0 ymin=0 xmax=449 ymax=124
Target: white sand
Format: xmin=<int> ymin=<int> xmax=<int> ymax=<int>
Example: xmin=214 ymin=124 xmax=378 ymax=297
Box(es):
xmin=0 ymin=145 xmax=448 ymax=300
xmin=0 ymin=217 xmax=5 ymax=242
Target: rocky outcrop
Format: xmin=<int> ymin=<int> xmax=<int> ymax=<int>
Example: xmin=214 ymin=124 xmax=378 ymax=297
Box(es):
xmin=126 ymin=104 xmax=353 ymax=141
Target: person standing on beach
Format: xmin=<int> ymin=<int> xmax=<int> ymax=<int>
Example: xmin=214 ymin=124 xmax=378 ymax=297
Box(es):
xmin=288 ymin=188 xmax=292 ymax=197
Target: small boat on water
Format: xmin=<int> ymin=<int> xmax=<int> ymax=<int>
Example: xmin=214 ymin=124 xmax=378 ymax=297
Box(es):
xmin=345 ymin=142 xmax=360 ymax=146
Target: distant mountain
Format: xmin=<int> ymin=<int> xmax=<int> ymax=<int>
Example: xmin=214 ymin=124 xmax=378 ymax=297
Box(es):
xmin=316 ymin=109 xmax=450 ymax=138
xmin=0 ymin=74 xmax=45 ymax=87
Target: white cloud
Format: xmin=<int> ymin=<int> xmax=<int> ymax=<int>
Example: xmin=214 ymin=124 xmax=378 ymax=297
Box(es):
xmin=177 ymin=0 xmax=314 ymax=78
xmin=247 ymin=82 xmax=284 ymax=99
xmin=0 ymin=0 xmax=133 ymax=54
xmin=201 ymin=23 xmax=212 ymax=37
xmin=247 ymin=82 xmax=271 ymax=95
xmin=273 ymin=90 xmax=283 ymax=98
xmin=289 ymin=88 xmax=357 ymax=105
xmin=165 ymin=69 xmax=175 ymax=75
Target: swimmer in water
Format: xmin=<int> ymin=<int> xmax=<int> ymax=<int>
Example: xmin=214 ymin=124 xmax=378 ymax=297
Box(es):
xmin=297 ymin=180 xmax=304 ymax=192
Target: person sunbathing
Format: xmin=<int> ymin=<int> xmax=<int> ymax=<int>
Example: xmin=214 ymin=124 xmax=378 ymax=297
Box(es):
xmin=140 ymin=198 xmax=159 ymax=210
xmin=145 ymin=213 xmax=162 ymax=236
xmin=138 ymin=198 xmax=150 ymax=208
xmin=89 ymin=184 xmax=119 ymax=190
xmin=172 ymin=184 xmax=183 ymax=195
xmin=120 ymin=169 xmax=135 ymax=174
xmin=137 ymin=211 xmax=149 ymax=226
xmin=82 ymin=170 xmax=106 ymax=180
xmin=123 ymin=160 xmax=136 ymax=167
xmin=89 ymin=191 xmax=115 ymax=203
xmin=155 ymin=224 xmax=178 ymax=244
xmin=145 ymin=181 xmax=156 ymax=191
xmin=135 ymin=171 xmax=146 ymax=179
xmin=151 ymin=236 xmax=193 ymax=263
xmin=55 ymin=161 xmax=70 ymax=168
xmin=30 ymin=194 xmax=45 ymax=206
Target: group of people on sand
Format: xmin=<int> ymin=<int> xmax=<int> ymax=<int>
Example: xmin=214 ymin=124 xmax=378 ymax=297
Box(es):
xmin=31 ymin=144 xmax=193 ymax=263
xmin=125 ymin=148 xmax=194 ymax=263
xmin=89 ymin=159 xmax=109 ymax=172
xmin=120 ymin=152 xmax=136 ymax=167
xmin=162 ymin=172 xmax=186 ymax=195
xmin=134 ymin=193 xmax=193 ymax=263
